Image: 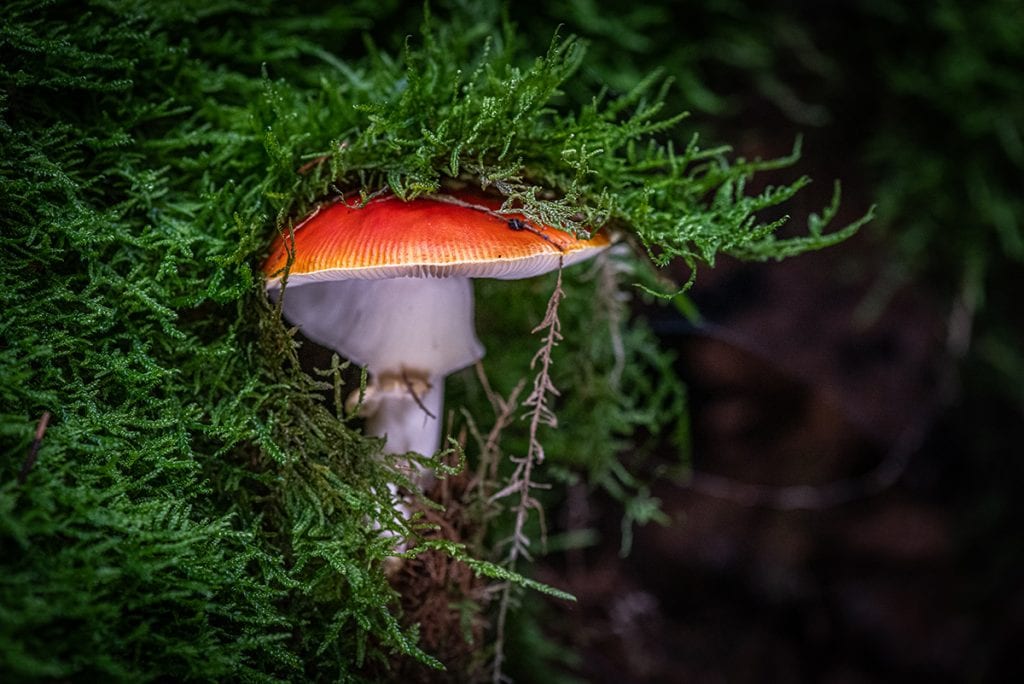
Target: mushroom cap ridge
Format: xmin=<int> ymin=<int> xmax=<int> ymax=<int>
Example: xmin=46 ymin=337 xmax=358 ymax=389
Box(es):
xmin=263 ymin=191 xmax=611 ymax=288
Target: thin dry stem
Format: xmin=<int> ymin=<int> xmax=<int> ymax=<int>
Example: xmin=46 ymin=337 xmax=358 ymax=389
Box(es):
xmin=491 ymin=263 xmax=566 ymax=684
xmin=427 ymin=193 xmax=568 ymax=250
xmin=474 ymin=362 xmax=527 ymax=489
xmin=401 ymin=370 xmax=436 ymax=419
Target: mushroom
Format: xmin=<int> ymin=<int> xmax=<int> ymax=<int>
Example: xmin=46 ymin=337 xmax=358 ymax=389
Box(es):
xmin=263 ymin=191 xmax=610 ymax=464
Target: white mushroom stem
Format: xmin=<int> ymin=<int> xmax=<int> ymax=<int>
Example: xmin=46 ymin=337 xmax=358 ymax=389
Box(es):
xmin=279 ymin=276 xmax=484 ymax=460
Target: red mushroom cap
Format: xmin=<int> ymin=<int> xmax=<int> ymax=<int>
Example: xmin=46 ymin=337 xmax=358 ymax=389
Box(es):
xmin=263 ymin=191 xmax=611 ymax=288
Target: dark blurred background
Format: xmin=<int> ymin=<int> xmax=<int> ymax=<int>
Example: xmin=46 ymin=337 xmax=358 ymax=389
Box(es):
xmin=496 ymin=1 xmax=1024 ymax=681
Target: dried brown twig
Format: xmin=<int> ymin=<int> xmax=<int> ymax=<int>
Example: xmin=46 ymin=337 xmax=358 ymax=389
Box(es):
xmin=473 ymin=363 xmax=526 ymax=496
xmin=491 ymin=262 xmax=566 ymax=684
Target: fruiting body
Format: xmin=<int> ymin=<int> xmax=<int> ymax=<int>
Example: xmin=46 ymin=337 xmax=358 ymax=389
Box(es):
xmin=264 ymin=191 xmax=609 ymax=457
